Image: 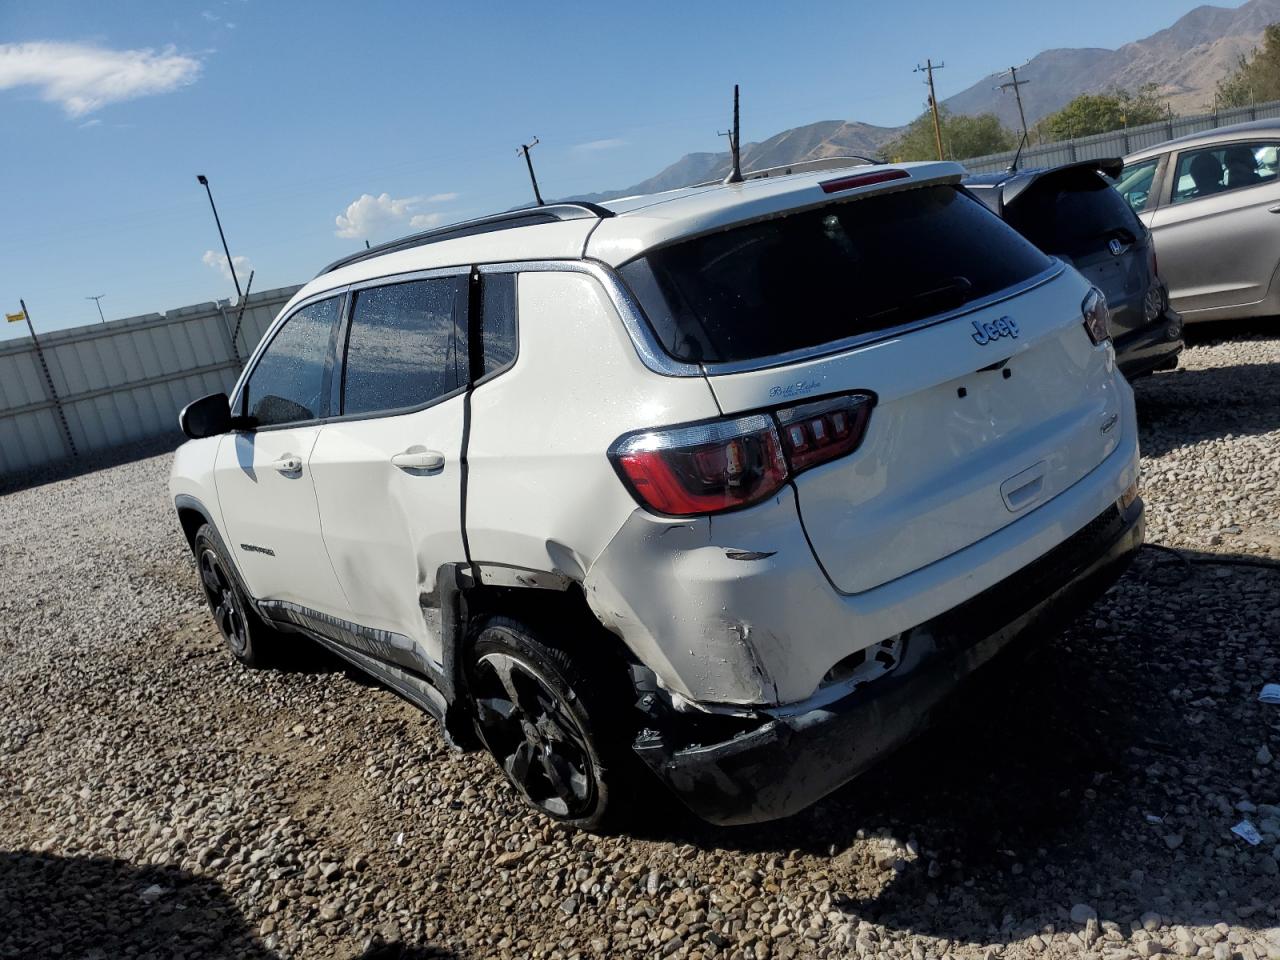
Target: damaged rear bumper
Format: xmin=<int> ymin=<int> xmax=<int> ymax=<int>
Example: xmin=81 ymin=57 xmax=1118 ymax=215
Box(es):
xmin=633 ymin=494 xmax=1145 ymax=826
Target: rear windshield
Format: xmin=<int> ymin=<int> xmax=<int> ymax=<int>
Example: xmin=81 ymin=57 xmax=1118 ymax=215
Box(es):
xmin=1003 ymin=168 xmax=1144 ymax=259
xmin=618 ymin=184 xmax=1052 ymax=365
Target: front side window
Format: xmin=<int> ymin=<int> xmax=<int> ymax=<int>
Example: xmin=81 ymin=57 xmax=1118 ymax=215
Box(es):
xmin=342 ymin=276 xmax=468 ymax=416
xmin=1171 ymin=142 xmax=1280 ymax=204
xmin=1114 ymin=157 xmax=1160 ymax=213
xmin=243 ymin=296 xmax=339 ymax=427
xmin=620 ymin=185 xmax=1052 ymax=365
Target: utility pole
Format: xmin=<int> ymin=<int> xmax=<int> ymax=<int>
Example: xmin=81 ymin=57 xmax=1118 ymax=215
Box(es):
xmin=719 ymin=84 xmax=744 ymax=184
xmin=195 ymin=174 xmax=242 ymax=301
xmin=518 ymin=138 xmax=544 ymax=207
xmin=915 ymin=60 xmax=946 ymax=161
xmin=86 ymin=294 xmax=106 ymax=324
xmin=996 ymin=65 xmax=1031 ymax=143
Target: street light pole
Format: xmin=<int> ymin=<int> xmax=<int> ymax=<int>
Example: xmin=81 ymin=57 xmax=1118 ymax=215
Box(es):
xmin=86 ymin=294 xmax=106 ymax=323
xmin=196 ymin=174 xmax=243 ymax=300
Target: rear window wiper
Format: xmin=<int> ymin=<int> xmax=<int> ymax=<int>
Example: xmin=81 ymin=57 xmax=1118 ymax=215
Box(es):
xmin=864 ymin=276 xmax=974 ymax=324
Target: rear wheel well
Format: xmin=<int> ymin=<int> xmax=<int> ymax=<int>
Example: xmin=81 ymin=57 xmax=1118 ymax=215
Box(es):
xmin=453 ymin=582 xmax=639 ymax=717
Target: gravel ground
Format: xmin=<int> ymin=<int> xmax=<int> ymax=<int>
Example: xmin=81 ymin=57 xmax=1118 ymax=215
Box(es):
xmin=2 ymin=331 xmax=1279 ymax=960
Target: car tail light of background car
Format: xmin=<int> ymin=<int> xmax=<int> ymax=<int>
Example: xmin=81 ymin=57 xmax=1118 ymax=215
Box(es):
xmin=610 ymin=393 xmax=875 ymax=517
xmin=1082 ymin=287 xmax=1111 ymax=345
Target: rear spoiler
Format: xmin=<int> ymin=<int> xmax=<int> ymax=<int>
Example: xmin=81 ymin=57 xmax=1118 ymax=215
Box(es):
xmin=998 ymin=157 xmax=1125 ymax=210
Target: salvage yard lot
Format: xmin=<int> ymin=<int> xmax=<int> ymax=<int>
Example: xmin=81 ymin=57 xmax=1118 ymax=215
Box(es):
xmin=1 ymin=331 xmax=1279 ymax=960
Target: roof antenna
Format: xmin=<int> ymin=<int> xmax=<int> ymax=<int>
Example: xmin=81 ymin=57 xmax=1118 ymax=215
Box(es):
xmin=1007 ymin=130 xmax=1028 ymax=173
xmin=720 ymin=84 xmax=744 ymax=184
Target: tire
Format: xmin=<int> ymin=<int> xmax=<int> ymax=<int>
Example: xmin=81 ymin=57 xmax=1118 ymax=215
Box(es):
xmin=467 ymin=616 xmax=634 ymax=831
xmin=192 ymin=523 xmax=279 ymax=668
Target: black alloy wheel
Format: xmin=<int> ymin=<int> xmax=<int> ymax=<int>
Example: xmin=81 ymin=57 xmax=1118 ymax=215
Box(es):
xmin=192 ymin=523 xmax=275 ymax=667
xmin=469 ymin=618 xmax=617 ymax=829
xmin=199 ymin=546 xmax=249 ymax=658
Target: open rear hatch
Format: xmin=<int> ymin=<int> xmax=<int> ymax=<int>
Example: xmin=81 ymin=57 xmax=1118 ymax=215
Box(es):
xmin=619 ymin=175 xmax=1125 ymax=594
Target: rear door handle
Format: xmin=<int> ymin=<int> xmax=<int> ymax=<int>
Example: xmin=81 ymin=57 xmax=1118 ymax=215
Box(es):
xmin=391 ymin=450 xmax=445 ymax=471
xmin=1268 ymin=204 xmax=1280 ymax=213
xmin=273 ymin=455 xmax=302 ymax=473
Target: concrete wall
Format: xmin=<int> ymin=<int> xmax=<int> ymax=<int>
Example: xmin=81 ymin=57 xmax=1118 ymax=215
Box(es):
xmin=0 ymin=286 xmax=301 ymax=478
xmin=962 ymin=99 xmax=1280 ymax=173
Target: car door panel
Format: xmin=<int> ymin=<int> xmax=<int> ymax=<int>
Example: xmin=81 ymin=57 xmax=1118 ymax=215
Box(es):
xmin=214 ymin=293 xmax=350 ymax=616
xmin=309 ymin=402 xmax=466 ymax=672
xmin=1148 ymin=143 xmax=1280 ymax=314
xmin=214 ymin=428 xmax=350 ymax=614
xmin=307 ymin=271 xmax=471 ymax=674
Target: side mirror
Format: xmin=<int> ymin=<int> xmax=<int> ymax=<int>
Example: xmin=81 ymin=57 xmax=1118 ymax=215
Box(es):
xmin=179 ymin=392 xmax=233 ymax=439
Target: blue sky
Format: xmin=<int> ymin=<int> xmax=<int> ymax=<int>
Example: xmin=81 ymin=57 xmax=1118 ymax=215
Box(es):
xmin=1 ymin=0 xmax=1231 ymax=338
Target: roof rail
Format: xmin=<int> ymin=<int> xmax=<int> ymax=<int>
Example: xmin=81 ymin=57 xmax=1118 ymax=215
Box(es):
xmin=690 ymin=155 xmax=881 ymax=188
xmin=317 ymin=201 xmax=615 ymax=276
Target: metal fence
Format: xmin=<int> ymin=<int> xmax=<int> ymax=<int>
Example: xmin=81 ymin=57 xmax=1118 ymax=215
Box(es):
xmin=962 ymin=99 xmax=1280 ymax=173
xmin=0 ymin=286 xmax=300 ymax=478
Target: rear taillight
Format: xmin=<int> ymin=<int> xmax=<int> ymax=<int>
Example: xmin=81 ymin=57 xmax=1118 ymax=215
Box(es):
xmin=610 ymin=393 xmax=874 ymax=517
xmin=1082 ymin=287 xmax=1111 ymax=345
xmin=774 ymin=394 xmax=874 ymax=471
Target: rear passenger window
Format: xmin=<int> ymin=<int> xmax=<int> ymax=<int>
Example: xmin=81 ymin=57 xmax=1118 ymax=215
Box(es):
xmin=343 ymin=276 xmax=468 ymax=416
xmin=1172 ymin=142 xmax=1280 ymax=204
xmin=480 ymin=273 xmax=518 ymax=375
xmin=243 ymin=296 xmax=339 ymax=427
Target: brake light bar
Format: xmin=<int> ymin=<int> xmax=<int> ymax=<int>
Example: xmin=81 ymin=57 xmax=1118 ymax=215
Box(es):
xmin=820 ymin=169 xmax=909 ymax=194
xmin=610 ymin=393 xmax=875 ymax=517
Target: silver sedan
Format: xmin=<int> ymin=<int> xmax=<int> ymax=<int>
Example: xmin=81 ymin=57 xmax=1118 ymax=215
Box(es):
xmin=1116 ymin=119 xmax=1280 ymax=322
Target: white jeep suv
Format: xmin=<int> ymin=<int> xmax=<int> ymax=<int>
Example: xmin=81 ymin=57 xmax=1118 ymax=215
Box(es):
xmin=170 ymin=161 xmax=1143 ymax=829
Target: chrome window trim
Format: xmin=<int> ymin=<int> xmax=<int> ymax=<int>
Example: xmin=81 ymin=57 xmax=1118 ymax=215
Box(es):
xmin=346 ymin=264 xmax=473 ymax=292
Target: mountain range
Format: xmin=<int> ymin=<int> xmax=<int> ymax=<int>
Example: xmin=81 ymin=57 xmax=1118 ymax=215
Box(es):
xmin=579 ymin=0 xmax=1278 ymax=201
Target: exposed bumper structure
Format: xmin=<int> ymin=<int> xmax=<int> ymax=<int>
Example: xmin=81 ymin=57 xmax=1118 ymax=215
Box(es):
xmin=633 ymin=494 xmax=1145 ymax=826
xmin=1115 ymin=309 xmax=1184 ymax=379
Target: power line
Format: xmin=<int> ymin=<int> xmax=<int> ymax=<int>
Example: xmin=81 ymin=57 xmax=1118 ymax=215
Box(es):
xmin=915 ymin=60 xmax=946 ymax=161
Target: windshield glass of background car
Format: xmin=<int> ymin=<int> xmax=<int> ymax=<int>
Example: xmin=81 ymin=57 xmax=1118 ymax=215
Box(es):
xmin=243 ymin=296 xmax=340 ymax=427
xmin=1114 ymin=158 xmax=1159 ymax=213
xmin=1004 ymin=168 xmax=1145 ymax=260
xmin=342 ymin=276 xmax=468 ymax=417
xmin=1171 ymin=142 xmax=1280 ymax=203
xmin=618 ymin=185 xmax=1052 ymax=365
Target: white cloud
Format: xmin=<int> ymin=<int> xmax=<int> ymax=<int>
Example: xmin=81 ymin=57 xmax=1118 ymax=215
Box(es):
xmin=334 ymin=192 xmax=456 ymax=240
xmin=574 ymin=138 xmax=626 ymax=152
xmin=0 ymin=42 xmax=202 ymax=117
xmin=203 ymin=250 xmax=252 ymax=286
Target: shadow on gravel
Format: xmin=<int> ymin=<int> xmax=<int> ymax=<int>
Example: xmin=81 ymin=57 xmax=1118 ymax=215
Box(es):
xmin=0 ymin=852 xmax=460 ymax=960
xmin=650 ymin=546 xmax=1280 ymax=943
xmin=1134 ymin=361 xmax=1280 ymax=459
xmin=0 ymin=852 xmax=275 ymax=958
